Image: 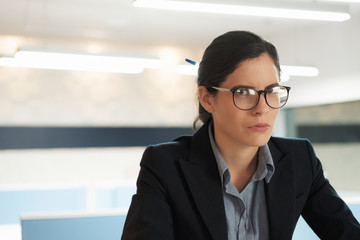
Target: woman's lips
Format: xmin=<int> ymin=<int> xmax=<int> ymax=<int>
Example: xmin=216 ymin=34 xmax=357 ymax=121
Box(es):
xmin=248 ymin=123 xmax=271 ymax=132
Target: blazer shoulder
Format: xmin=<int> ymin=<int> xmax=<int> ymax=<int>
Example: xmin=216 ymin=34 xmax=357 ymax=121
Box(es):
xmin=269 ymin=136 xmax=313 ymax=151
xmin=148 ymin=135 xmax=192 ymax=153
xmin=268 ymin=136 xmax=318 ymax=163
xmin=270 ymin=136 xmax=311 ymax=144
xmin=141 ymin=135 xmax=193 ymax=164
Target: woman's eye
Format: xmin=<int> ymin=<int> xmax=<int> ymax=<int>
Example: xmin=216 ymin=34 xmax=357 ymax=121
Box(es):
xmin=235 ymin=88 xmax=249 ymax=96
xmin=268 ymin=86 xmax=280 ymax=94
xmin=267 ymin=88 xmax=275 ymax=94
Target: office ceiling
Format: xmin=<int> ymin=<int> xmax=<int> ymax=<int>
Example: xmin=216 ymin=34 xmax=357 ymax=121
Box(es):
xmin=0 ymin=0 xmax=360 ymax=107
xmin=0 ymin=0 xmax=357 ymax=47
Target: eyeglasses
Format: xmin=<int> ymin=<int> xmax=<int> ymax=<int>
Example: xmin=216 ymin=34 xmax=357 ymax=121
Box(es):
xmin=211 ymin=85 xmax=291 ymax=110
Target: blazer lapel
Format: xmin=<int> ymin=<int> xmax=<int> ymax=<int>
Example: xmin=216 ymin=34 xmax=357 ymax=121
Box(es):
xmin=178 ymin=124 xmax=298 ymax=239
xmin=266 ymin=139 xmax=296 ymax=239
xmin=179 ymin=122 xmax=227 ymax=240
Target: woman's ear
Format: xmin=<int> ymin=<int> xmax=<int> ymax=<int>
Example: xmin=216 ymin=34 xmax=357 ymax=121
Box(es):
xmin=198 ymin=86 xmax=214 ymax=113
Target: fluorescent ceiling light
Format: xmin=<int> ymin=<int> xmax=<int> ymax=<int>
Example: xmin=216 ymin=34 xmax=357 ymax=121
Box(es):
xmin=0 ymin=51 xmax=164 ymax=74
xmin=176 ymin=64 xmax=319 ymax=81
xmin=321 ymin=0 xmax=360 ymax=3
xmin=133 ymin=0 xmax=350 ymax=21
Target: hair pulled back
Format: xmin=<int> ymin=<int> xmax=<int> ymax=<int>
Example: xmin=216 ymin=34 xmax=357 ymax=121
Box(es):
xmin=193 ymin=31 xmax=281 ymax=130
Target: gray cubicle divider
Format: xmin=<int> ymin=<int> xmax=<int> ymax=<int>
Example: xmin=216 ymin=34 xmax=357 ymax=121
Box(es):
xmin=21 ymin=211 xmax=127 ymax=240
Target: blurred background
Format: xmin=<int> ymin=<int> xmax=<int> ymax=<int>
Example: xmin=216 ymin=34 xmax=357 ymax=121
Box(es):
xmin=0 ymin=0 xmax=359 ymax=239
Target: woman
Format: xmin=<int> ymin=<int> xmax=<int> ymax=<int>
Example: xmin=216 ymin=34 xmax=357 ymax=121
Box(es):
xmin=121 ymin=31 xmax=360 ymax=239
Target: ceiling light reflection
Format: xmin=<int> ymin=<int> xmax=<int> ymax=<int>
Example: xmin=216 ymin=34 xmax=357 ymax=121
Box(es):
xmin=0 ymin=51 xmax=164 ymax=74
xmin=176 ymin=64 xmax=319 ymax=81
xmin=133 ymin=0 xmax=350 ymax=22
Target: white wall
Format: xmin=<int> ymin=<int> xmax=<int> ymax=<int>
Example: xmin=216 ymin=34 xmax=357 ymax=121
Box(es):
xmin=0 ymin=147 xmax=143 ymax=187
xmin=0 ymin=66 xmax=197 ymax=127
xmin=314 ymin=143 xmax=360 ymax=191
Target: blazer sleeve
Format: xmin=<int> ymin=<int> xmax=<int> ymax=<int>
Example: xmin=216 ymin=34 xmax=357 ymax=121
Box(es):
xmin=301 ymin=140 xmax=360 ymax=239
xmin=121 ymin=146 xmax=175 ymax=240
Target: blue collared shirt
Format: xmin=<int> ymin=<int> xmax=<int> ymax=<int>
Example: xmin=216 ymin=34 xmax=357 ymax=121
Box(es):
xmin=209 ymin=124 xmax=275 ymax=240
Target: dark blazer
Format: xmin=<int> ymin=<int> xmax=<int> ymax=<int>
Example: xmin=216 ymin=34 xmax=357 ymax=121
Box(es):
xmin=122 ymin=121 xmax=360 ymax=240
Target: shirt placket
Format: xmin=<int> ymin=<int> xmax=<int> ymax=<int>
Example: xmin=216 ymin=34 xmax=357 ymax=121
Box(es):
xmin=238 ymin=198 xmax=253 ymax=240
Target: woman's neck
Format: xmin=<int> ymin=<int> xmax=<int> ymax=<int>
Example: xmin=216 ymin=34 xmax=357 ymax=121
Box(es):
xmin=217 ymin=140 xmax=258 ymax=171
xmin=214 ymin=130 xmax=259 ymax=192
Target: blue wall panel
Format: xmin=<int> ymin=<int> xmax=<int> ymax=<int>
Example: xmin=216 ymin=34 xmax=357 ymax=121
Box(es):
xmin=0 ymin=188 xmax=87 ymax=224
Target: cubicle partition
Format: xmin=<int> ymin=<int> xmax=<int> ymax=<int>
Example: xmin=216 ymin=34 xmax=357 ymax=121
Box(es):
xmin=0 ymin=184 xmax=136 ymax=240
xmin=21 ymin=211 xmax=127 ymax=240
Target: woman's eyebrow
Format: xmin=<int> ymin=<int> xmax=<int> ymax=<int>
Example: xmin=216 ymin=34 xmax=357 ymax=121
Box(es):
xmin=231 ymin=83 xmax=280 ymax=90
xmin=265 ymin=83 xmax=280 ymax=89
xmin=230 ymin=84 xmax=255 ymax=89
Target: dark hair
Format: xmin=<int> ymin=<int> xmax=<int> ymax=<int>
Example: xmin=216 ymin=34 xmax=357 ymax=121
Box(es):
xmin=193 ymin=30 xmax=281 ymax=130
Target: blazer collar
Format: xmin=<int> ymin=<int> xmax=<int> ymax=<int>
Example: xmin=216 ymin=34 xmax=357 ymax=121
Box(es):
xmin=179 ymin=120 xmax=228 ymax=240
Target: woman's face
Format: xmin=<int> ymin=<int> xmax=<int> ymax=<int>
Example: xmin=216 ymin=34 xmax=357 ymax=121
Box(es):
xmin=200 ymin=53 xmax=280 ymax=149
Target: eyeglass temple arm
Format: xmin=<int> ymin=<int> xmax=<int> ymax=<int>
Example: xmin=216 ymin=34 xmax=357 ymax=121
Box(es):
xmin=211 ymin=87 xmax=232 ymax=92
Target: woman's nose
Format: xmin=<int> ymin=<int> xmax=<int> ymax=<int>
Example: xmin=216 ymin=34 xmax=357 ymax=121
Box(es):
xmin=251 ymin=93 xmax=269 ymax=115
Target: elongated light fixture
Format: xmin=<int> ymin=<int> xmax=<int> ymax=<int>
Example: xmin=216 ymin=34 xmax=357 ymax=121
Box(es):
xmin=321 ymin=0 xmax=360 ymax=3
xmin=0 ymin=51 xmax=164 ymax=74
xmin=133 ymin=0 xmax=350 ymax=21
xmin=176 ymin=63 xmax=319 ymax=81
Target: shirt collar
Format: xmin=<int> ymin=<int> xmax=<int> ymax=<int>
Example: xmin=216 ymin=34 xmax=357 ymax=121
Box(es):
xmin=208 ymin=122 xmax=275 ymax=185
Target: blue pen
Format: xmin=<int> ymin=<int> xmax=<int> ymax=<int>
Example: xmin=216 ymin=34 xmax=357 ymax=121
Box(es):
xmin=185 ymin=58 xmax=197 ymax=65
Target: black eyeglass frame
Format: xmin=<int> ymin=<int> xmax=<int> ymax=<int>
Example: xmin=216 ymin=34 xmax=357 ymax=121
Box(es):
xmin=211 ymin=85 xmax=291 ymax=111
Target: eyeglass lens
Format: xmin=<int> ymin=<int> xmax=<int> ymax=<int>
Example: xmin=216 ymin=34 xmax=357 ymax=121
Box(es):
xmin=233 ymin=86 xmax=289 ymax=110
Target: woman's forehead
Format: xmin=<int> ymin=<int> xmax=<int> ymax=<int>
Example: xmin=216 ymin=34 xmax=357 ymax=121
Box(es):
xmin=223 ymin=54 xmax=279 ymax=87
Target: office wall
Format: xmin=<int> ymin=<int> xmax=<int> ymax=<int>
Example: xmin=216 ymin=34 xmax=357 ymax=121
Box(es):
xmin=0 ymin=66 xmax=198 ymax=127
xmin=0 ymin=59 xmax=197 ymax=189
xmin=0 ymin=147 xmax=143 ymax=186
xmin=315 ymin=143 xmax=360 ymax=191
xmin=287 ymin=101 xmax=360 ymax=191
